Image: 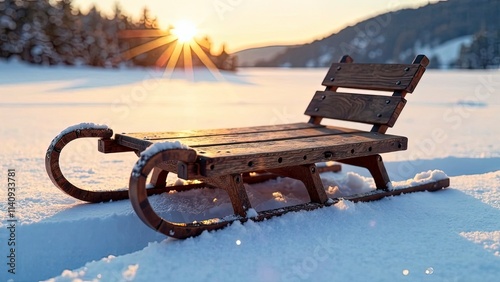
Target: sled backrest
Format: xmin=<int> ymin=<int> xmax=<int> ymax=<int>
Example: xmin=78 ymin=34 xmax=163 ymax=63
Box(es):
xmin=305 ymin=54 xmax=429 ymax=133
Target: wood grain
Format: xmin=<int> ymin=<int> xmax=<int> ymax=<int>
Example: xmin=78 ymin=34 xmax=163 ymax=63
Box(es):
xmin=119 ymin=122 xmax=319 ymax=140
xmin=197 ymin=132 xmax=407 ymax=178
xmin=97 ymin=139 xmax=137 ymax=153
xmin=305 ymin=91 xmax=406 ymax=126
xmin=321 ymin=63 xmax=425 ymax=93
xmin=116 ymin=125 xmax=362 ymax=150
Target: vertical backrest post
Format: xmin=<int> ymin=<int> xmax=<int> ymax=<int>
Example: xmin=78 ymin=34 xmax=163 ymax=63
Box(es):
xmin=370 ymin=55 xmax=428 ymax=134
xmin=309 ymin=55 xmax=354 ymax=125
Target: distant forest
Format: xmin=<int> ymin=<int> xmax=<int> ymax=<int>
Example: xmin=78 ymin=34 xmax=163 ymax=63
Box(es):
xmin=0 ymin=0 xmax=234 ymax=69
xmin=456 ymin=30 xmax=500 ymax=69
xmin=253 ymin=0 xmax=499 ymax=69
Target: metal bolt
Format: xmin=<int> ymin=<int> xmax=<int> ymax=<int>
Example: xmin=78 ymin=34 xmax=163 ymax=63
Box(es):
xmin=314 ymin=107 xmax=319 ymax=112
xmin=396 ymin=80 xmax=401 ymax=85
xmin=330 ymin=77 xmax=335 ymax=81
xmin=336 ymin=66 xmax=341 ymax=70
xmin=385 ymin=100 xmax=391 ymax=104
xmin=310 ymin=166 xmax=316 ymax=173
xmin=321 ymin=95 xmax=326 ymax=100
xmin=234 ymin=175 xmax=241 ymax=183
xmin=377 ymin=113 xmax=382 ymax=118
xmin=404 ymin=67 xmax=410 ymax=71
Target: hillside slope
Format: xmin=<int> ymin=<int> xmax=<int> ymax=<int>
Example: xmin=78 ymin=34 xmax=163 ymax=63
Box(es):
xmin=247 ymin=0 xmax=499 ymax=68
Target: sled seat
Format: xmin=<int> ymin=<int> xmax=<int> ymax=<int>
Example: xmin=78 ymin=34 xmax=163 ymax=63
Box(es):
xmin=46 ymin=54 xmax=450 ymax=239
xmin=113 ymin=123 xmax=405 ymax=180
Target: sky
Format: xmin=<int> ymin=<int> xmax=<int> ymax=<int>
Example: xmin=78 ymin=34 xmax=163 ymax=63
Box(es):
xmin=72 ymin=0 xmax=440 ymax=53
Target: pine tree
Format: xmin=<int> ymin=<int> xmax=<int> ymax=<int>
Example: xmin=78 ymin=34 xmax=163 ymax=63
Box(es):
xmin=0 ymin=0 xmax=22 ymax=59
xmin=49 ymin=0 xmax=78 ymax=65
xmin=130 ymin=7 xmax=161 ymax=66
xmin=80 ymin=5 xmax=107 ymax=67
xmin=24 ymin=0 xmax=60 ymax=65
xmin=456 ymin=30 xmax=500 ymax=69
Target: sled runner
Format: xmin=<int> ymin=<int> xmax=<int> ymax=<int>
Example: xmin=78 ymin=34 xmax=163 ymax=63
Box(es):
xmin=45 ymin=54 xmax=450 ymax=239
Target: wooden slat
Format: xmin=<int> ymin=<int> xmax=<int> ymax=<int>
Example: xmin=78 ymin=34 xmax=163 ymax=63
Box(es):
xmin=98 ymin=139 xmax=137 ymax=153
xmin=322 ymin=63 xmax=425 ymax=93
xmin=198 ymin=132 xmax=405 ymax=157
xmin=120 ymin=122 xmax=318 ymax=140
xmin=115 ymin=136 xmax=152 ymax=153
xmin=116 ymin=126 xmax=362 ymax=150
xmin=197 ymin=132 xmax=407 ymax=178
xmin=305 ymin=91 xmax=406 ymax=126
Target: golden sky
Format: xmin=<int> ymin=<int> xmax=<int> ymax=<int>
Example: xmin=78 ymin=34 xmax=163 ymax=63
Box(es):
xmin=73 ymin=0 xmax=440 ymax=53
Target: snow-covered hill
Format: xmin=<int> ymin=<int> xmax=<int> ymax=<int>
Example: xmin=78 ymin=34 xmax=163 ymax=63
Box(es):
xmin=234 ymin=46 xmax=292 ymax=67
xmin=0 ymin=61 xmax=499 ymax=281
xmin=248 ymin=0 xmax=499 ymax=68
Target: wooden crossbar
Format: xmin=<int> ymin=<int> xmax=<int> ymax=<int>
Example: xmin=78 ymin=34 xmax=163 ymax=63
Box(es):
xmin=304 ymin=91 xmax=406 ymax=126
xmin=322 ymin=56 xmax=429 ymax=93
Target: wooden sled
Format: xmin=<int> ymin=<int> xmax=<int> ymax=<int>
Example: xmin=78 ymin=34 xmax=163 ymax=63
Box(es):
xmin=45 ymin=54 xmax=449 ymax=239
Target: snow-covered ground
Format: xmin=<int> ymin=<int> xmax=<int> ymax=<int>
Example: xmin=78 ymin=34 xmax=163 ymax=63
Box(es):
xmin=0 ymin=60 xmax=499 ymax=282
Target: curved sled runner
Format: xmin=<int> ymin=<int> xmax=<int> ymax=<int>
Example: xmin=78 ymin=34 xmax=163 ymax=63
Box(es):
xmin=45 ymin=54 xmax=450 ymax=239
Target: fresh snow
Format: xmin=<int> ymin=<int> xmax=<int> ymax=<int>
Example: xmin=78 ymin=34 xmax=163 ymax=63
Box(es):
xmin=60 ymin=123 xmax=110 ymax=133
xmin=0 ymin=61 xmax=499 ymax=282
xmin=140 ymin=141 xmax=192 ymax=157
xmin=49 ymin=123 xmax=109 ymax=148
xmin=132 ymin=141 xmax=192 ymax=177
xmin=393 ymin=169 xmax=448 ymax=189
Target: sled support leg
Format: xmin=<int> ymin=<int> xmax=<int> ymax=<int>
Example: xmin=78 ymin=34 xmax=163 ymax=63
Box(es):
xmin=206 ymin=174 xmax=252 ymax=217
xmin=150 ymin=167 xmax=168 ymax=189
xmin=339 ymin=154 xmax=391 ymax=190
xmin=268 ymin=164 xmax=329 ymax=204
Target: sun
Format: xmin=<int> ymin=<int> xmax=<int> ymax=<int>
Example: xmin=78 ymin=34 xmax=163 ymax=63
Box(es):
xmin=172 ymin=20 xmax=198 ymax=43
xmin=118 ymin=19 xmax=224 ymax=80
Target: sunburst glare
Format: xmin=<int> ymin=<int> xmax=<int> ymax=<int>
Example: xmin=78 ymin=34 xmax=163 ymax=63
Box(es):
xmin=119 ymin=19 xmax=226 ymax=80
xmin=172 ymin=20 xmax=198 ymax=43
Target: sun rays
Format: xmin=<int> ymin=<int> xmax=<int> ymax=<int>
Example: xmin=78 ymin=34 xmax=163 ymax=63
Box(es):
xmin=119 ymin=20 xmax=224 ymax=80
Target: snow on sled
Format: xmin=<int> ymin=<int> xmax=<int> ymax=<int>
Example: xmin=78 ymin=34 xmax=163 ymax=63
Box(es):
xmin=45 ymin=54 xmax=449 ymax=239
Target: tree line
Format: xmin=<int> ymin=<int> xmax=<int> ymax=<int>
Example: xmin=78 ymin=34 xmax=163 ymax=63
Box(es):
xmin=0 ymin=0 xmax=236 ymax=70
xmin=456 ymin=30 xmax=500 ymax=69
